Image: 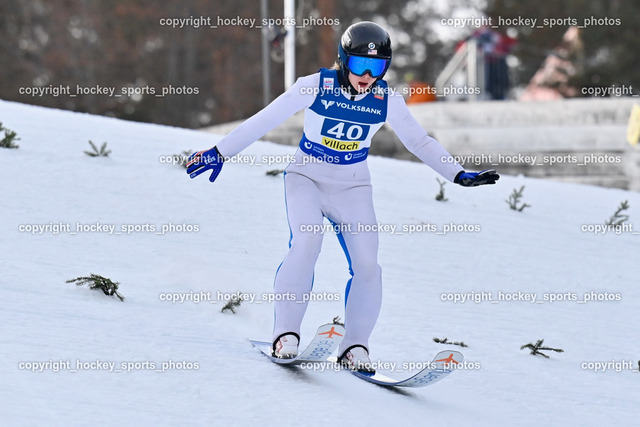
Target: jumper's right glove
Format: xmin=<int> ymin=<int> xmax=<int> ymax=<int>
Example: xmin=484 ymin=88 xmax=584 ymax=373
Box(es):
xmin=454 ymin=169 xmax=500 ymax=187
xmin=186 ymin=147 xmax=224 ymax=183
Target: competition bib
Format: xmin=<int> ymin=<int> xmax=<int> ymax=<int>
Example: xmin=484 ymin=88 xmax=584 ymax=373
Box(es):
xmin=299 ymin=68 xmax=388 ymax=164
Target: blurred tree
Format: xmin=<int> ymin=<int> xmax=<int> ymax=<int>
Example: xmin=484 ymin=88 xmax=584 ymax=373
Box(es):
xmin=296 ymin=0 xmax=488 ymax=94
xmin=0 ymin=0 xmax=265 ymax=127
xmin=485 ymin=0 xmax=639 ymax=96
xmin=0 ymin=0 xmax=484 ymax=127
xmin=3 ymin=0 xmax=633 ymax=129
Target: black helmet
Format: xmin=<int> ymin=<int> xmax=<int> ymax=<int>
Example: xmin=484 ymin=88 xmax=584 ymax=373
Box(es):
xmin=338 ymin=21 xmax=392 ymax=81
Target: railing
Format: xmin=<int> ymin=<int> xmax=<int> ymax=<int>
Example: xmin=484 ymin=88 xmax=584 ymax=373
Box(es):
xmin=435 ymin=38 xmax=484 ymax=102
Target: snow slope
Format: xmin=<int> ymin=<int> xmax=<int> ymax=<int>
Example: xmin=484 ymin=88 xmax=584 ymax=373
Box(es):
xmin=1 ymin=99 xmax=639 ymax=426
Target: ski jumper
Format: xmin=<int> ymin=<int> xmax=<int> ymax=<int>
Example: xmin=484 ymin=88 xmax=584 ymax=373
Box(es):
xmin=215 ymin=69 xmax=464 ymax=354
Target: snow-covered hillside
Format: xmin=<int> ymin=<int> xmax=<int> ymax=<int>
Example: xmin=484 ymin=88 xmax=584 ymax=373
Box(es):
xmin=1 ymin=99 xmax=638 ymax=426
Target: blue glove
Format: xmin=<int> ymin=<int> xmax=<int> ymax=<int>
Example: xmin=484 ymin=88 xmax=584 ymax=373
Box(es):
xmin=454 ymin=169 xmax=499 ymax=187
xmin=186 ymin=147 xmax=224 ymax=182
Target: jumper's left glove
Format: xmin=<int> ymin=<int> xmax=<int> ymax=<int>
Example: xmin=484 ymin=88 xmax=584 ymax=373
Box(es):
xmin=454 ymin=169 xmax=500 ymax=187
xmin=186 ymin=147 xmax=224 ymax=183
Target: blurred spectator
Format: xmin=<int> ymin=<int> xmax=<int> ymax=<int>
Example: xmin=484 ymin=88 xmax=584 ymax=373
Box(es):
xmin=476 ymin=26 xmax=516 ymax=100
xmin=519 ymin=27 xmax=582 ymax=101
xmin=458 ymin=26 xmax=517 ymax=100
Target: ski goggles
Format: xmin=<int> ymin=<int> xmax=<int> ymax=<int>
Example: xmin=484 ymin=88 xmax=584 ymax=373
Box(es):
xmin=346 ymin=55 xmax=389 ymax=78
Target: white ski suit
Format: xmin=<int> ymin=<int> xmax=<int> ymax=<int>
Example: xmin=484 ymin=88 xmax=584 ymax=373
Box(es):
xmin=215 ymin=68 xmax=464 ymax=354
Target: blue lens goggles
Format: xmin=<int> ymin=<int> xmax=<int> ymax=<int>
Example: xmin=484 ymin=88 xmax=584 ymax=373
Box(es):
xmin=347 ymin=55 xmax=389 ymax=78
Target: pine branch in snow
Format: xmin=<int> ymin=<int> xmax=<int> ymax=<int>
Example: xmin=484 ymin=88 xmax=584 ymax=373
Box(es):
xmin=84 ymin=140 xmax=111 ymax=157
xmin=221 ymin=295 xmax=244 ymax=314
xmin=67 ymin=274 xmax=124 ymax=301
xmin=520 ymin=339 xmax=563 ymax=358
xmin=433 ymin=337 xmax=468 ymax=347
xmin=506 ymin=186 xmax=531 ymax=211
xmin=605 ymin=200 xmax=630 ymax=227
xmin=435 ymin=178 xmax=448 ymax=202
xmin=0 ymin=122 xmax=20 ymax=149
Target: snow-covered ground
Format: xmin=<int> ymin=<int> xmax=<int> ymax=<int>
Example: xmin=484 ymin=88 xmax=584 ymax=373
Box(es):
xmin=1 ymin=99 xmax=638 ymax=426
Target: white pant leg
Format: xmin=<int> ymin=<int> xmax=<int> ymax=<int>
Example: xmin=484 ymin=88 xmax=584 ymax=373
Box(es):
xmin=272 ymin=171 xmax=324 ymax=341
xmin=327 ymin=183 xmax=382 ymax=355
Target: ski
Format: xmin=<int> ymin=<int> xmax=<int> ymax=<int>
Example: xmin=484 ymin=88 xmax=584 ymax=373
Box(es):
xmin=250 ymin=323 xmax=345 ymax=365
xmin=334 ymin=350 xmax=464 ymax=388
